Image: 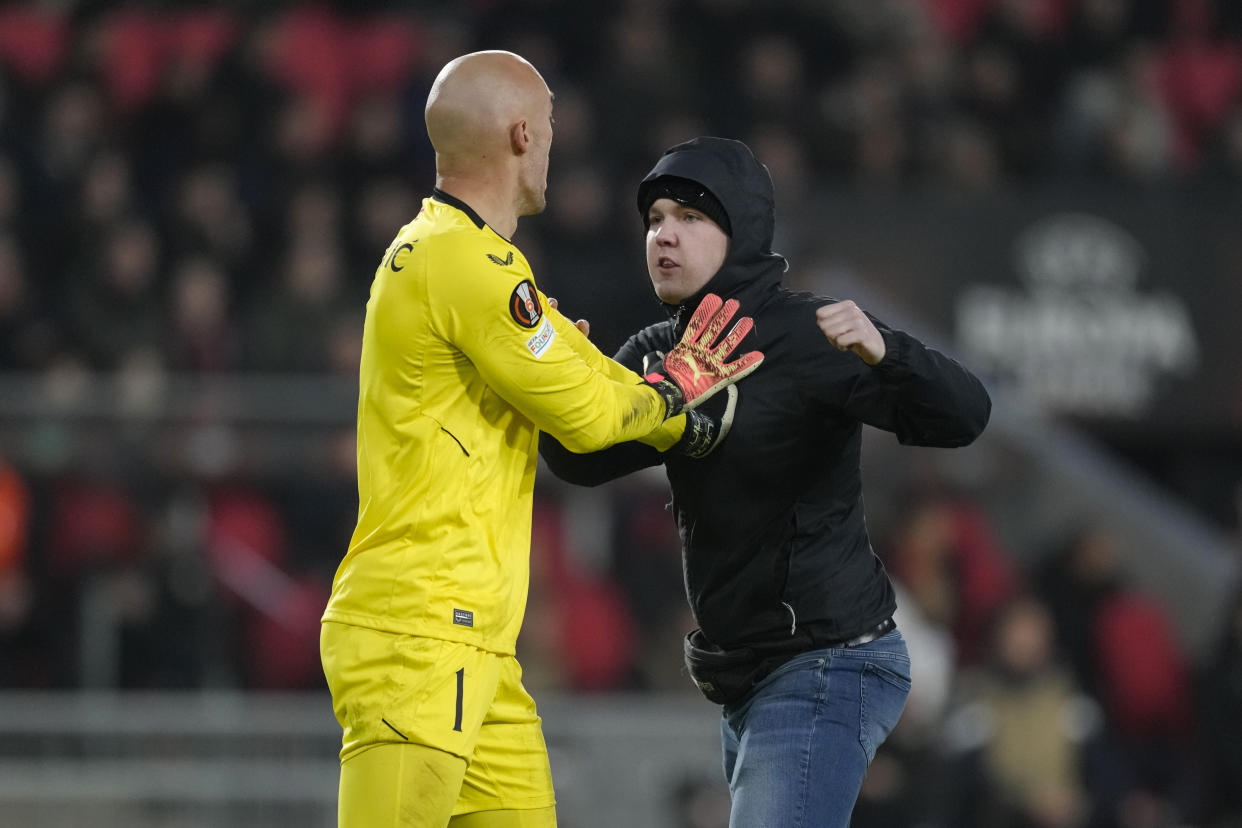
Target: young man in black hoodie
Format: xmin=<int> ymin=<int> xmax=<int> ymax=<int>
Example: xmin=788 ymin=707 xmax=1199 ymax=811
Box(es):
xmin=539 ymin=136 xmax=991 ymax=827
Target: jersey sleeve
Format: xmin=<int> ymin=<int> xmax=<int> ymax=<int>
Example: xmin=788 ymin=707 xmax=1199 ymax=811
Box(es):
xmin=428 ymin=247 xmax=668 ymax=452
xmin=552 ymin=308 xmax=685 ymax=452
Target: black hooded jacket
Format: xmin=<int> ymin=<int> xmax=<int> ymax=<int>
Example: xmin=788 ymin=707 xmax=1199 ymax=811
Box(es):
xmin=540 ymin=137 xmax=991 ymax=651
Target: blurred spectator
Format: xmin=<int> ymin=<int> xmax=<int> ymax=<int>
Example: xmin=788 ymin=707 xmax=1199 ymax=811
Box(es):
xmin=204 ymin=486 xmax=327 ymax=689
xmin=167 ymin=162 xmax=253 ymax=266
xmin=964 ymin=0 xmax=1066 ymax=178
xmin=40 ymin=475 xmax=206 ymax=688
xmin=593 ymin=6 xmax=686 ymax=172
xmin=1064 ymin=0 xmax=1146 ymax=71
xmin=522 ymin=495 xmax=639 ymax=693
xmin=0 ymin=458 xmax=27 ymax=575
xmin=246 ymin=235 xmax=346 ymax=372
xmin=885 ymin=492 xmax=1020 ymax=666
xmin=934 ymin=116 xmax=1008 ymax=193
xmin=891 ymin=580 xmax=958 ymax=741
xmin=537 ymin=162 xmax=651 ymax=352
xmin=0 ymin=457 xmax=33 ymax=684
xmin=735 ymin=32 xmax=808 ymax=132
xmin=341 ymin=92 xmax=410 ymax=184
xmin=942 ymin=595 xmax=1094 ymax=828
xmin=745 ymin=125 xmax=813 ymax=226
xmin=1058 ymin=44 xmax=1178 ymax=180
xmin=821 ymin=54 xmax=910 ymax=190
xmin=47 ymin=477 xmax=144 ymax=579
xmin=1037 ymin=523 xmax=1199 ymax=827
xmin=0 ymin=230 xmax=59 ymax=369
xmin=38 ymin=79 xmax=108 ymax=185
xmin=65 ymin=216 xmax=164 ymax=370
xmin=167 ymin=255 xmax=240 ymax=373
xmin=74 ymin=150 xmax=135 ymax=232
xmin=284 ymin=178 xmax=342 ymax=244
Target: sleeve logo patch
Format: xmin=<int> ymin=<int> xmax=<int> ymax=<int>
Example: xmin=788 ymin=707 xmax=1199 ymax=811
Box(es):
xmin=525 ymin=317 xmax=556 ymax=359
xmin=509 ymin=280 xmax=543 ymax=328
xmin=488 ymin=250 xmax=514 ymax=266
xmin=453 ymin=608 xmax=474 ymax=627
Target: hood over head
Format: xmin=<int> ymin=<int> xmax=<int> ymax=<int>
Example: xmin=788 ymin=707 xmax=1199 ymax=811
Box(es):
xmin=636 ymin=136 xmax=787 ymax=312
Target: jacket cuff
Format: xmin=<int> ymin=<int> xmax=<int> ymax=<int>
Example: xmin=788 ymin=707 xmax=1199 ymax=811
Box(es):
xmin=872 ymin=328 xmax=912 ymax=377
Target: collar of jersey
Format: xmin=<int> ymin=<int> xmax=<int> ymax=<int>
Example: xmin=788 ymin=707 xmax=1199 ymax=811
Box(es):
xmin=431 ymin=188 xmax=493 ymax=232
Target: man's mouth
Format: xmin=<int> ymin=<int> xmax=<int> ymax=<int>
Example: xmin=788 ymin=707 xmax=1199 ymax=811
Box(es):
xmin=658 ymin=256 xmax=678 ymax=269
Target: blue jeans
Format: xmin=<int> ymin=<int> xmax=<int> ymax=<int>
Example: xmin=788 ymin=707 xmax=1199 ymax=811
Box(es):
xmin=720 ymin=628 xmax=911 ymax=828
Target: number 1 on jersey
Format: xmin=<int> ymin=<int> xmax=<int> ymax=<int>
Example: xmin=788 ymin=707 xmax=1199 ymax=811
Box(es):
xmin=454 ymin=668 xmax=464 ymax=732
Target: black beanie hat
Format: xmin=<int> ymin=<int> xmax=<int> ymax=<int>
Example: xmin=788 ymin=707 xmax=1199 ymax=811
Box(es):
xmin=637 ymin=175 xmax=732 ymax=237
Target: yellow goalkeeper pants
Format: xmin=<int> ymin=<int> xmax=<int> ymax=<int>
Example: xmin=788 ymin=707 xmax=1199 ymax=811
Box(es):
xmin=338 ymin=742 xmax=556 ymax=827
xmin=322 ymin=622 xmax=557 ymax=827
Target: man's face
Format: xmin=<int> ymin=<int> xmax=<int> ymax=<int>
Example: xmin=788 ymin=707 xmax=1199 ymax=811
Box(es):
xmin=517 ymin=90 xmax=554 ymax=216
xmin=645 ymin=197 xmax=729 ymax=304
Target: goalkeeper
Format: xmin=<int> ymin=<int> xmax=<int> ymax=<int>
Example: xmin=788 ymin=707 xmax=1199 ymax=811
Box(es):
xmin=319 ymin=55 xmax=760 ymax=828
xmin=539 ymin=136 xmax=992 ymax=828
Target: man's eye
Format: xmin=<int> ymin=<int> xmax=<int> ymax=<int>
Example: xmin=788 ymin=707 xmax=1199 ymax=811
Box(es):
xmin=684 ymin=212 xmax=699 ymax=222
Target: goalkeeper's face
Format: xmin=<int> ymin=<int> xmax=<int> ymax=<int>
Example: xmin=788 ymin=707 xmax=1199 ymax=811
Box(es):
xmin=645 ymin=198 xmax=729 ymax=304
xmin=516 ymin=88 xmax=554 ymax=217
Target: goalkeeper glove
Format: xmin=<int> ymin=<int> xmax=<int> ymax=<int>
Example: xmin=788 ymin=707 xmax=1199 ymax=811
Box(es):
xmin=677 ymin=384 xmax=737 ymax=458
xmin=642 ymin=294 xmax=762 ymax=418
xmin=643 ymin=351 xmax=738 ymax=459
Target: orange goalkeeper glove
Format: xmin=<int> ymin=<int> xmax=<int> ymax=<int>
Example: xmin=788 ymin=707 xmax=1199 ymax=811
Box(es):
xmin=642 ymin=294 xmax=763 ymax=418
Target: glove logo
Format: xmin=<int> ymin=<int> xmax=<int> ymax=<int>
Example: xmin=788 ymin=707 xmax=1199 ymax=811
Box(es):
xmin=509 ymin=280 xmax=543 ymax=328
xmin=688 ymin=360 xmax=705 ymax=386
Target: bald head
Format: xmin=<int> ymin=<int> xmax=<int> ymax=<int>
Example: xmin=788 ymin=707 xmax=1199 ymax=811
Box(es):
xmin=425 ymin=51 xmax=555 ymax=232
xmin=426 ymin=51 xmax=550 ymax=166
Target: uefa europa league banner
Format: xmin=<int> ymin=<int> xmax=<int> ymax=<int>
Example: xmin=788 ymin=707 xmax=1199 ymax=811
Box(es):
xmin=801 ymin=189 xmax=1237 ymax=434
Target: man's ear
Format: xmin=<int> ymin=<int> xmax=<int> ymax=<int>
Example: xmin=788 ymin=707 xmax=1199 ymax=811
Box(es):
xmin=509 ymin=119 xmax=529 ymax=154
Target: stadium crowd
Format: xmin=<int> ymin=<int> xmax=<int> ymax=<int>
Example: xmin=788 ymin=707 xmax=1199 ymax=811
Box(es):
xmin=2 ymin=1 xmax=1242 ymax=826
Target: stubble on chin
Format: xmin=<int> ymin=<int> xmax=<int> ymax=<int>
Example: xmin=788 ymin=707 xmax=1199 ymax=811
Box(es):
xmin=517 ymin=185 xmax=547 ymax=218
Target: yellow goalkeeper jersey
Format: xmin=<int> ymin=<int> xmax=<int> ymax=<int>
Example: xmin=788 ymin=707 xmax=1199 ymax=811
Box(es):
xmin=323 ymin=190 xmax=678 ymax=655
